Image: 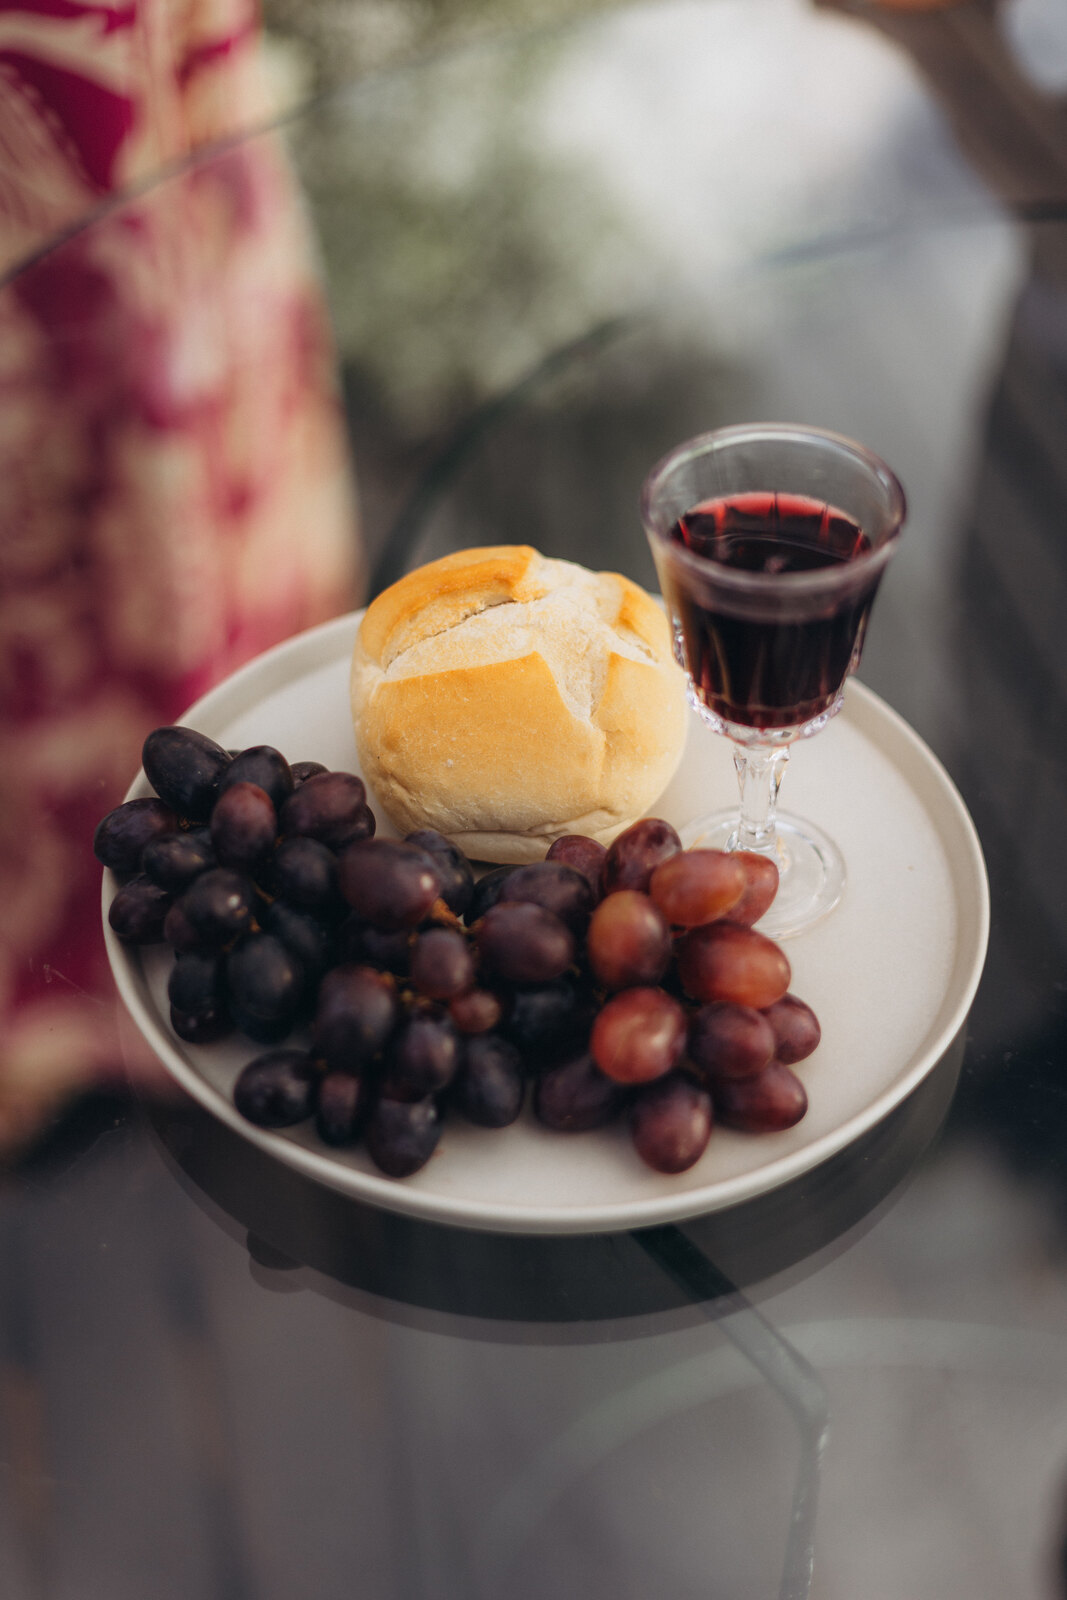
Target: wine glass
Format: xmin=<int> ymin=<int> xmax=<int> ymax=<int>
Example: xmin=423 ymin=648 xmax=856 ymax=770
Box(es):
xmin=641 ymin=423 xmax=906 ymax=938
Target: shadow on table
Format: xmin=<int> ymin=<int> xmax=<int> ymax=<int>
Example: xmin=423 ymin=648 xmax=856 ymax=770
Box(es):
xmin=144 ymin=1030 xmax=965 ymax=1333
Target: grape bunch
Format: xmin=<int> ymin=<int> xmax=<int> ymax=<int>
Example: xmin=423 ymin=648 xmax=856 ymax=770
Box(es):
xmin=97 ymin=725 xmax=821 ymax=1180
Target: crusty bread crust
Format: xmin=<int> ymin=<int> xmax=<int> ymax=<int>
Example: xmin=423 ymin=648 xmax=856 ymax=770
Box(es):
xmin=351 ymin=546 xmax=688 ymax=862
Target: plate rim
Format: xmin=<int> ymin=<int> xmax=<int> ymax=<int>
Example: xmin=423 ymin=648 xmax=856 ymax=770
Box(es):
xmin=103 ymin=609 xmax=990 ymax=1236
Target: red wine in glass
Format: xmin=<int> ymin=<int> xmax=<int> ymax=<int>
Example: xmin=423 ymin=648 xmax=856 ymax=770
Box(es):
xmin=668 ymin=491 xmax=879 ymax=731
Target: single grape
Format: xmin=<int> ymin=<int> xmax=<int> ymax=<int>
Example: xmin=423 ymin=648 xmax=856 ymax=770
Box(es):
xmin=382 ymin=1013 xmax=460 ymax=1100
xmin=648 ymin=849 xmax=746 ymax=927
xmin=534 ymin=1051 xmax=626 ymax=1132
xmin=260 ymin=900 xmax=338 ymax=984
xmin=631 ymin=1075 xmax=713 ymax=1173
xmin=545 ymin=835 xmax=607 ymax=895
xmin=279 ymin=771 xmax=373 ymax=849
xmin=234 ymin=1049 xmax=317 ymax=1127
xmin=209 ymin=781 xmax=277 ymax=872
xmin=586 ymin=890 xmax=671 ymax=990
xmin=502 ymin=975 xmax=594 ymax=1064
xmin=452 ymin=1034 xmax=525 ymax=1127
xmin=687 ymin=1002 xmax=776 ymax=1081
xmin=474 ymin=901 xmax=575 ymax=984
xmin=727 ymin=852 xmax=780 ymax=927
xmin=675 ymin=922 xmax=791 ymax=1008
xmin=465 ymin=865 xmax=516 ymax=924
xmin=499 ymin=861 xmax=595 ymax=934
xmin=167 ymin=950 xmax=225 ymax=1017
xmin=226 ymin=934 xmax=305 ymax=1044
xmin=314 ymin=964 xmax=399 ymax=1073
xmin=712 ymin=1061 xmax=808 ymax=1133
xmin=405 ymin=830 xmax=475 ymax=917
xmin=316 ymin=1071 xmax=366 ymax=1145
xmin=338 ymin=839 xmax=441 ymax=932
xmin=263 ymin=835 xmax=341 ymax=914
xmin=142 ymin=828 xmax=216 ymax=892
xmin=167 ymin=868 xmax=257 ymax=950
xmin=409 ymin=926 xmax=475 ymax=1001
xmin=142 ymin=726 xmax=231 ymax=821
xmin=601 ymin=817 xmax=681 ymax=895
xmin=365 ymin=1096 xmax=442 ymax=1177
xmin=290 ymin=760 xmax=328 ymax=786
xmin=449 ymin=988 xmax=503 ymax=1035
xmin=590 ymin=987 xmax=687 ymax=1084
xmin=94 ymin=798 xmax=178 ymax=875
xmin=170 ymin=1004 xmax=232 ymax=1044
xmin=108 ymin=876 xmax=172 ymax=943
xmin=338 ymin=917 xmax=411 ymax=975
xmin=762 ymin=994 xmax=821 ymax=1064
xmin=218 ymin=745 xmax=293 ymax=812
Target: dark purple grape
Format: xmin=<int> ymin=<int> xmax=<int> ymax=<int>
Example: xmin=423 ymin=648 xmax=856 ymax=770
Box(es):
xmin=94 ymin=798 xmax=178 ymax=875
xmin=365 ymin=1095 xmax=442 ymax=1177
xmin=260 ymin=901 xmax=338 ymax=984
xmin=234 ymin=1049 xmax=317 ymax=1127
xmin=142 ymin=828 xmax=216 ymax=892
xmin=142 ymin=726 xmax=231 ymax=821
xmin=474 ymin=901 xmax=575 ymax=984
xmin=405 ymin=830 xmax=475 ymax=917
xmin=210 ymin=781 xmax=277 ymax=872
xmin=338 ymin=839 xmax=441 ymax=932
xmin=170 ymin=1005 xmax=232 ymax=1044
xmin=279 ymin=771 xmax=371 ymax=849
xmin=502 ymin=976 xmax=593 ymax=1065
xmin=465 ymin=865 xmax=516 ymax=924
xmin=291 ymin=760 xmax=328 ymax=786
xmin=263 ymin=836 xmax=341 ymax=913
xmin=687 ymin=1003 xmax=776 ymax=1081
xmin=168 ymin=868 xmax=256 ymax=950
xmin=449 ymin=988 xmax=504 ymax=1035
xmin=762 ymin=995 xmax=821 ymax=1064
xmin=315 ymin=1071 xmax=366 ymax=1145
xmin=168 ymin=949 xmax=225 ymax=1017
xmin=218 ymin=745 xmax=293 ymax=812
xmin=545 ymin=835 xmax=607 ymax=896
xmin=314 ymin=964 xmax=399 ymax=1073
xmin=499 ymin=861 xmax=595 ymax=934
xmin=382 ymin=1013 xmax=460 ymax=1101
xmin=631 ymin=1075 xmax=713 ymax=1173
xmin=601 ymin=817 xmax=682 ymax=895
xmin=534 ymin=1051 xmax=627 ymax=1132
xmin=453 ymin=1034 xmax=525 ymax=1127
xmin=338 ymin=917 xmax=411 ymax=974
xmin=226 ymin=933 xmax=304 ymax=1044
xmin=108 ymin=876 xmax=172 ymax=943
xmin=409 ymin=927 xmax=475 ymax=1001
xmin=713 ymin=1061 xmax=808 ymax=1133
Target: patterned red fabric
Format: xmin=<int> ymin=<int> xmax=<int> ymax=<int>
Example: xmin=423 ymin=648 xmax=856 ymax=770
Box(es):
xmin=0 ymin=1 xmax=361 ymax=1150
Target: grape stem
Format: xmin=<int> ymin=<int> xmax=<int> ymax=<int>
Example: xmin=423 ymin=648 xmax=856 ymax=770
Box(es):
xmin=633 ymin=1225 xmax=829 ymax=1600
xmin=730 ymin=742 xmax=790 ymax=860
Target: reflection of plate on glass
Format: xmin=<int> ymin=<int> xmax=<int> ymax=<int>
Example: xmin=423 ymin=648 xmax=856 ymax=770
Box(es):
xmin=103 ymin=611 xmax=989 ymax=1237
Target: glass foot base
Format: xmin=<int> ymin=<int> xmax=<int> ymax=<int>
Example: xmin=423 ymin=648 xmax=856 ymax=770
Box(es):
xmin=680 ymin=811 xmax=845 ymax=939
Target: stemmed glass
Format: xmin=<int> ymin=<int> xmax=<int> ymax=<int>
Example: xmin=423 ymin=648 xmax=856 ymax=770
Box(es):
xmin=642 ymin=423 xmax=906 ymax=938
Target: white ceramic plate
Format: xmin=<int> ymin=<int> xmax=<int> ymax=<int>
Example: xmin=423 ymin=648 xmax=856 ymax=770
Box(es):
xmin=103 ymin=611 xmax=989 ymax=1236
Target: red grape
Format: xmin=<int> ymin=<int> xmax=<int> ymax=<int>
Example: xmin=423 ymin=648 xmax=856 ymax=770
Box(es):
xmin=591 ymin=987 xmax=687 ymax=1084
xmin=586 ymin=890 xmax=671 ymax=990
xmin=687 ymin=1002 xmax=776 ymax=1080
xmin=601 ymin=817 xmax=681 ymax=894
xmin=676 ymin=922 xmax=791 ymax=1008
xmin=713 ymin=1060 xmax=808 ymax=1132
xmin=727 ymin=851 xmax=780 ymax=927
xmin=545 ymin=834 xmax=607 ymax=893
xmin=648 ymin=849 xmax=746 ymax=927
xmin=762 ymin=994 xmax=822 ymax=1064
xmin=631 ymin=1075 xmax=713 ymax=1173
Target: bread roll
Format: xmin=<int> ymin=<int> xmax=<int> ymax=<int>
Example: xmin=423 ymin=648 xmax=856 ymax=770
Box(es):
xmin=350 ymin=545 xmax=688 ymax=863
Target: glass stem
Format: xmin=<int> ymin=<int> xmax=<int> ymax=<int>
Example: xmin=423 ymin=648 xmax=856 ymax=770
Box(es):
xmin=732 ymin=743 xmax=789 ymax=856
